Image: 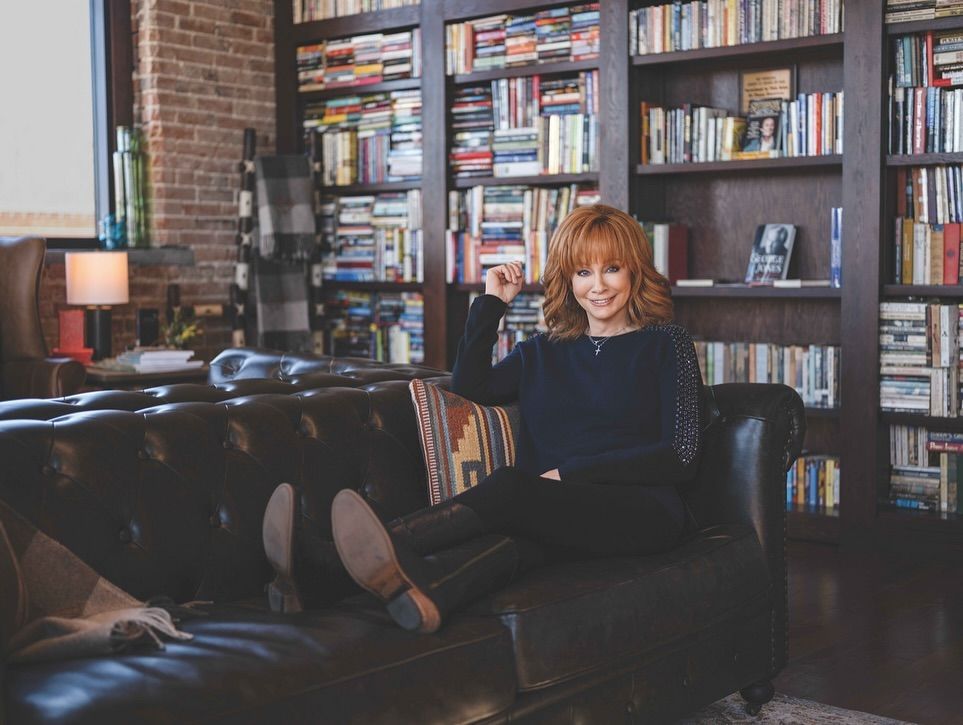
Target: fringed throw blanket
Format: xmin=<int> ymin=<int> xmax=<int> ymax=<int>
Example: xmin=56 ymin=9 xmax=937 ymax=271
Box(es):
xmin=0 ymin=500 xmax=199 ymax=665
xmin=255 ymin=155 xmax=316 ymax=262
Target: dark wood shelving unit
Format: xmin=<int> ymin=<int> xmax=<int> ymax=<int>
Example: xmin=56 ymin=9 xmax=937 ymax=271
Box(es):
xmin=671 ymin=285 xmax=841 ymax=299
xmin=884 ymin=15 xmax=963 ymax=35
xmin=317 ymin=180 xmax=422 ymax=194
xmin=452 ymin=172 xmax=599 ymax=189
xmin=879 ymin=412 xmax=963 ymax=431
xmin=631 ymin=32 xmax=843 ymax=66
xmin=273 ymin=2 xmax=962 ymax=551
xmin=886 ymin=152 xmax=963 ymax=166
xmin=452 ymin=58 xmax=599 ymax=85
xmin=882 ymin=284 xmax=963 ymax=297
xmin=635 ymin=155 xmax=842 ymax=176
xmin=323 ymin=281 xmax=423 ymax=292
xmin=299 ymin=78 xmax=421 ymax=101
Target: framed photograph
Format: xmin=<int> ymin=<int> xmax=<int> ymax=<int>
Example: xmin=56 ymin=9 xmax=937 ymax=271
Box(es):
xmin=740 ymin=113 xmax=781 ymax=153
xmin=745 ymin=223 xmax=797 ymax=284
xmin=739 ymin=67 xmax=795 ymax=114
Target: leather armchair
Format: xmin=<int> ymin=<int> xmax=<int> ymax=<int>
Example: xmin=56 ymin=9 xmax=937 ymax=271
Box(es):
xmin=0 ymin=237 xmax=85 ymax=400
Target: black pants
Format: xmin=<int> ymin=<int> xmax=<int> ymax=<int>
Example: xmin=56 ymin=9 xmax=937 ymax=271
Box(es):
xmin=451 ymin=465 xmax=687 ymax=561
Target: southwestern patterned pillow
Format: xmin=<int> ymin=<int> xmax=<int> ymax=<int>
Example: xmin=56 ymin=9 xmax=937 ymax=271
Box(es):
xmin=409 ymin=379 xmax=520 ymax=505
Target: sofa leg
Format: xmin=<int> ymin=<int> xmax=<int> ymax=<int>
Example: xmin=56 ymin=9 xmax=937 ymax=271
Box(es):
xmin=739 ymin=679 xmax=774 ymax=716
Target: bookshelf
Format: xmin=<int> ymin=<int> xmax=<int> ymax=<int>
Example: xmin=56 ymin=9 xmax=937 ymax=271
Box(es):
xmin=272 ymin=1 xmax=963 ymax=552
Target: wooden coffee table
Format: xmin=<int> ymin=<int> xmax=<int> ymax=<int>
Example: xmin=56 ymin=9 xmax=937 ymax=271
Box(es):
xmin=83 ymin=365 xmax=210 ymax=391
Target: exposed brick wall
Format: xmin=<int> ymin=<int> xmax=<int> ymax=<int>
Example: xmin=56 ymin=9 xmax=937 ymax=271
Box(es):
xmin=40 ymin=0 xmax=275 ymax=363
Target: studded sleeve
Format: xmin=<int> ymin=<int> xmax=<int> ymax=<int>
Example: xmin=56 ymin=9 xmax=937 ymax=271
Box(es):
xmin=451 ymin=294 xmax=523 ymax=405
xmin=557 ymin=326 xmax=703 ymax=485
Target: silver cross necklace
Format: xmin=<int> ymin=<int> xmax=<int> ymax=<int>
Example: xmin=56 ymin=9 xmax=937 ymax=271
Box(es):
xmin=587 ymin=325 xmax=631 ymax=356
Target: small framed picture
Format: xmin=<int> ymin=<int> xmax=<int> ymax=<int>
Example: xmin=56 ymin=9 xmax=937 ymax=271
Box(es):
xmin=739 ymin=67 xmax=795 ymax=114
xmin=740 ymin=112 xmax=781 ymax=153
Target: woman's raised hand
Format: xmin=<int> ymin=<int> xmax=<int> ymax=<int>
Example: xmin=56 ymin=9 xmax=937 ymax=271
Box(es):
xmin=485 ymin=261 xmax=524 ymax=305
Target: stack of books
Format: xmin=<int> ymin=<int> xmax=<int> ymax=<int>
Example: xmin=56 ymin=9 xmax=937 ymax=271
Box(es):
xmin=445 ymin=4 xmax=600 ymax=75
xmin=296 ymin=30 xmax=421 ymax=92
xmin=630 ymin=0 xmax=843 ymax=54
xmin=322 ymin=289 xmax=424 ymax=362
xmin=102 ymin=348 xmax=203 ymax=374
xmin=447 ymin=183 xmax=599 ymax=283
xmin=323 ymin=192 xmax=422 ymax=282
xmin=880 ymin=301 xmax=961 ymax=416
xmin=693 ymin=340 xmax=840 ymax=409
xmin=888 ymin=424 xmax=962 ymax=511
xmin=303 ymin=90 xmax=422 ymax=184
xmin=292 ymin=0 xmax=419 ymax=24
xmin=892 ymin=166 xmax=963 ymax=284
xmin=787 ymin=453 xmax=840 ymax=511
xmin=450 ymin=85 xmax=494 ymax=177
xmin=886 ymin=0 xmax=963 ymax=24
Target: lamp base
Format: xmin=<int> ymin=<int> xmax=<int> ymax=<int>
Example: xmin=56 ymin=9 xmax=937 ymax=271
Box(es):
xmin=84 ymin=307 xmax=113 ymax=361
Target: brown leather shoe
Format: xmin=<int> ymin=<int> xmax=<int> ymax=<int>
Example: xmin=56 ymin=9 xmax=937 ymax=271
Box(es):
xmin=262 ymin=483 xmax=304 ymax=613
xmin=331 ymin=489 xmax=441 ymax=633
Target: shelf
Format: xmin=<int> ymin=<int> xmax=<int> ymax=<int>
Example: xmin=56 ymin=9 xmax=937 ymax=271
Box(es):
xmin=452 ymin=172 xmax=598 ymax=189
xmin=885 ymin=14 xmax=963 ymax=35
xmin=882 ymin=284 xmax=963 ymax=297
xmin=451 ymin=283 xmax=543 ymax=294
xmin=317 ymin=180 xmax=422 ymax=194
xmin=886 ymin=153 xmax=963 ymax=166
xmin=880 ymin=412 xmax=963 ymax=430
xmin=444 ymin=0 xmax=578 ymax=22
xmin=876 ymin=508 xmax=963 ymax=539
xmin=299 ymin=77 xmax=421 ymax=101
xmin=806 ymin=407 xmax=840 ymax=418
xmin=292 ymin=5 xmax=420 ymax=43
xmin=631 ymin=33 xmax=844 ymax=66
xmin=787 ymin=504 xmax=840 ymax=544
xmin=672 ymin=285 xmax=841 ymax=298
xmin=636 ymin=155 xmax=842 ymax=176
xmin=452 ymin=58 xmax=599 ymax=85
xmin=44 ymin=247 xmax=195 ymax=267
xmin=323 ymin=281 xmax=423 ymax=292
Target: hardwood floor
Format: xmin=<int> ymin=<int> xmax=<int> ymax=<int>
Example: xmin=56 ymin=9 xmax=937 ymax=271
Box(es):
xmin=775 ymin=540 xmax=963 ymax=724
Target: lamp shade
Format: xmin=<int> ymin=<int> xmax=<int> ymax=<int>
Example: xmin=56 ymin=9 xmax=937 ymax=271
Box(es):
xmin=65 ymin=252 xmax=129 ymax=306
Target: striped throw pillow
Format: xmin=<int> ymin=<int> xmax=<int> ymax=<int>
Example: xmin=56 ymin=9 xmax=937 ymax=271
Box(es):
xmin=409 ymin=379 xmax=519 ymax=505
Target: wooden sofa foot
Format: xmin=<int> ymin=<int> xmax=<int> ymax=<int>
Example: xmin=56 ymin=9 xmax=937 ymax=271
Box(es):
xmin=739 ymin=679 xmax=775 ymax=716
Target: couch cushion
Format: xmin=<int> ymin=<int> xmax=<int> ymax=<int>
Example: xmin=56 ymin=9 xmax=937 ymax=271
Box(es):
xmin=481 ymin=523 xmax=771 ymax=691
xmin=3 ymin=597 xmax=516 ymax=725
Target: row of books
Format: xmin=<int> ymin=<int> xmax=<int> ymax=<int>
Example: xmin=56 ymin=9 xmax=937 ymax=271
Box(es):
xmin=445 ymin=184 xmax=600 ymax=284
xmin=692 ymin=340 xmax=841 ymax=409
xmin=890 ymin=85 xmax=963 ymax=155
xmin=296 ymin=30 xmax=421 ymax=92
xmin=888 ymin=424 xmax=961 ymax=513
xmin=304 ymin=90 xmax=422 ymax=184
xmin=892 ymin=219 xmax=962 ymax=284
xmin=318 ymin=192 xmax=423 ymax=282
xmin=886 ymin=0 xmax=963 ymax=24
xmin=292 ymin=0 xmax=418 ymax=23
xmin=892 ymin=31 xmax=963 ymax=90
xmin=445 ymin=4 xmax=599 ymax=76
xmin=894 ymin=165 xmax=963 ymax=227
xmin=322 ymin=290 xmax=424 ymax=362
xmin=629 ymin=0 xmax=844 ymax=56
xmin=879 ymin=302 xmax=960 ymax=416
xmin=640 ymin=92 xmax=843 ymax=165
xmin=450 ymin=73 xmax=600 ymax=178
xmin=787 ymin=454 xmax=840 ymax=511
xmin=639 ymin=222 xmax=688 ymax=284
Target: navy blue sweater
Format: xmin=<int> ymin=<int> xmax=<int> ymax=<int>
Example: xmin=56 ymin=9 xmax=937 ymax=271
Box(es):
xmin=451 ymin=294 xmax=703 ymax=485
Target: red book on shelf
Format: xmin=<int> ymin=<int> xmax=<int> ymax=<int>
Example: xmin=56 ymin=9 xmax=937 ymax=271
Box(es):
xmin=944 ymin=223 xmax=961 ymax=284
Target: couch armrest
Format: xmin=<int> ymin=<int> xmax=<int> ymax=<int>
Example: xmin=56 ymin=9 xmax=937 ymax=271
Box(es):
xmin=682 ymin=383 xmax=806 ymax=678
xmin=2 ymin=358 xmax=86 ymax=400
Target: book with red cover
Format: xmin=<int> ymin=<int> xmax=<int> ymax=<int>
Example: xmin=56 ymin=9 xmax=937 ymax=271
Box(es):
xmin=945 ymin=222 xmax=961 ymax=284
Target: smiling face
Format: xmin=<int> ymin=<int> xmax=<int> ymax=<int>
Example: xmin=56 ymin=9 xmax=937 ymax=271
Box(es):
xmin=571 ymin=260 xmax=633 ymax=333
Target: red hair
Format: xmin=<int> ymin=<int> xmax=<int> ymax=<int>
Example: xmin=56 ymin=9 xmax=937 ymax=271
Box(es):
xmin=541 ymin=204 xmax=673 ymax=341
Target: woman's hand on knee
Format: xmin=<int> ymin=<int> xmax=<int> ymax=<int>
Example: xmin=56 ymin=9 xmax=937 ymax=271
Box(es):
xmin=540 ymin=468 xmax=560 ymax=480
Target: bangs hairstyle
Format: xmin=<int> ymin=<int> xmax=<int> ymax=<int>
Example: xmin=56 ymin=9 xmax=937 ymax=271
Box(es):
xmin=541 ymin=204 xmax=673 ymax=341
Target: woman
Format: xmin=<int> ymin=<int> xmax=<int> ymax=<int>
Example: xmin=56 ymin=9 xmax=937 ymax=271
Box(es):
xmin=262 ymin=204 xmax=703 ymax=633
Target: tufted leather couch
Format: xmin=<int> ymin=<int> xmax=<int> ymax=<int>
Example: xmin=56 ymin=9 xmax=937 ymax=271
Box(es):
xmin=0 ymin=353 xmax=805 ymax=724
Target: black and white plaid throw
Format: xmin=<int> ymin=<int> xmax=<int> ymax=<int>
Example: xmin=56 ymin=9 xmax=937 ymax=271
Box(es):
xmin=253 ymin=255 xmax=312 ymax=352
xmin=255 ymin=155 xmax=316 ymax=261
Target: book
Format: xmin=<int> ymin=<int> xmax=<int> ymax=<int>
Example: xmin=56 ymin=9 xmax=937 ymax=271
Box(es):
xmin=745 ymin=224 xmax=797 ymax=284
xmin=773 ymin=279 xmax=832 ymax=288
xmin=675 ymin=278 xmax=714 ymax=286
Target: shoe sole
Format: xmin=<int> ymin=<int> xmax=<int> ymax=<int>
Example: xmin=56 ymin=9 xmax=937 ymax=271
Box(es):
xmin=262 ymin=483 xmax=303 ymax=613
xmin=331 ymin=490 xmax=440 ymax=633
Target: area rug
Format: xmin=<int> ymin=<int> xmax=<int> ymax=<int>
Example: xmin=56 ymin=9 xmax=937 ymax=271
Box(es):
xmin=678 ymin=692 xmax=915 ymax=724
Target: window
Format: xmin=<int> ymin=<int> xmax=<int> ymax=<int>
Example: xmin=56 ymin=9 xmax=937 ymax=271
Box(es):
xmin=0 ymin=1 xmax=109 ymax=245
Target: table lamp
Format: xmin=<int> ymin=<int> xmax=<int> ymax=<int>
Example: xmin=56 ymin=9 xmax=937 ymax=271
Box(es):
xmin=65 ymin=251 xmax=129 ymax=361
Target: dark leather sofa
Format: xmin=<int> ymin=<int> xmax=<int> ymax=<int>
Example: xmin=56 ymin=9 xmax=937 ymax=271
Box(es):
xmin=0 ymin=351 xmax=805 ymax=724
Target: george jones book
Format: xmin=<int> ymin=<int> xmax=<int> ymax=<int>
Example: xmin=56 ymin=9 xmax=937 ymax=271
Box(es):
xmin=745 ymin=223 xmax=796 ymax=284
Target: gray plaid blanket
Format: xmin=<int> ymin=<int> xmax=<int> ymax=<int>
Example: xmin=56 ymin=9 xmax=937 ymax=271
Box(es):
xmin=255 ymin=155 xmax=316 ymax=261
xmin=253 ymin=255 xmax=312 ymax=352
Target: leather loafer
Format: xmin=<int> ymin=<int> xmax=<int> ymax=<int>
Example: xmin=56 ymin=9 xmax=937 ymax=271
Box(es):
xmin=263 ymin=483 xmax=304 ymax=614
